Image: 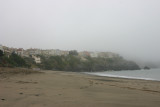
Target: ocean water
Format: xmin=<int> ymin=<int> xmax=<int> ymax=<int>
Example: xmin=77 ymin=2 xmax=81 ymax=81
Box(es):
xmin=85 ymin=69 xmax=160 ymax=81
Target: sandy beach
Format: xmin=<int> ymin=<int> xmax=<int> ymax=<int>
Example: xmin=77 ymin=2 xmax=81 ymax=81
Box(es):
xmin=0 ymin=70 xmax=160 ymax=107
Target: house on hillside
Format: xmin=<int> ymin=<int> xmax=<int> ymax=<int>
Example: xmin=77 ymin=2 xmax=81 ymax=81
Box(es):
xmin=41 ymin=50 xmax=50 ymax=56
xmin=26 ymin=48 xmax=41 ymax=55
xmin=17 ymin=48 xmax=24 ymax=56
xmin=78 ymin=51 xmax=90 ymax=57
xmin=61 ymin=51 xmax=69 ymax=56
xmin=47 ymin=49 xmax=64 ymax=56
xmin=32 ymin=55 xmax=41 ymax=64
xmin=1 ymin=45 xmax=13 ymax=57
xmin=90 ymin=52 xmax=98 ymax=58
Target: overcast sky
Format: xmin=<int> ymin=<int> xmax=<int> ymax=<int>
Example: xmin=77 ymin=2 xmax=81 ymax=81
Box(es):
xmin=0 ymin=0 xmax=160 ymax=62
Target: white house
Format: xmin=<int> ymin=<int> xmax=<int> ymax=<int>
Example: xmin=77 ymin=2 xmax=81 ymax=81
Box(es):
xmin=32 ymin=55 xmax=41 ymax=64
xmin=90 ymin=52 xmax=98 ymax=58
xmin=26 ymin=48 xmax=41 ymax=55
xmin=17 ymin=48 xmax=24 ymax=56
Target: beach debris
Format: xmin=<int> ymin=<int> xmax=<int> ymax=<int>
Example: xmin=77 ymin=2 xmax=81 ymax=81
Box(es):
xmin=35 ymin=94 xmax=40 ymax=96
xmin=19 ymin=92 xmax=23 ymax=95
xmin=1 ymin=99 xmax=5 ymax=101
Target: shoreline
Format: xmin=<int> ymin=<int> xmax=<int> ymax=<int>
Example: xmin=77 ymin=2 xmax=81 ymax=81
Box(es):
xmin=84 ymin=68 xmax=160 ymax=82
xmin=84 ymin=72 xmax=160 ymax=82
xmin=1 ymin=70 xmax=160 ymax=107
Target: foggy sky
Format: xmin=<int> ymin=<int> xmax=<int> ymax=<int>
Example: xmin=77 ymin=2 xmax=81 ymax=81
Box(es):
xmin=0 ymin=0 xmax=160 ymax=62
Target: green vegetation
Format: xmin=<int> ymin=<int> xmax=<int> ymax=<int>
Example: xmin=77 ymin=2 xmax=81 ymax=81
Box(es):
xmin=0 ymin=50 xmax=4 ymax=57
xmin=38 ymin=55 xmax=140 ymax=71
xmin=0 ymin=51 xmax=29 ymax=67
xmin=0 ymin=50 xmax=140 ymax=71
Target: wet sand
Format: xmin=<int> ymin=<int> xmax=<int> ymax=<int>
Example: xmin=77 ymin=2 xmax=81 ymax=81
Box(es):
xmin=0 ymin=70 xmax=160 ymax=107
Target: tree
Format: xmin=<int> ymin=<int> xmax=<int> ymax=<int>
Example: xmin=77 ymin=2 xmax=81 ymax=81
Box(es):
xmin=0 ymin=50 xmax=4 ymax=57
xmin=9 ymin=52 xmax=26 ymax=67
xmin=69 ymin=50 xmax=78 ymax=56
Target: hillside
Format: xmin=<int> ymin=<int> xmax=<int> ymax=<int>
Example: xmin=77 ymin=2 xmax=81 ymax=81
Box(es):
xmin=0 ymin=50 xmax=140 ymax=71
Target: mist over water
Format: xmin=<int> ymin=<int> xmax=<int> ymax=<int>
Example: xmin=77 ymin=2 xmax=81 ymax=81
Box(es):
xmin=0 ymin=0 xmax=160 ymax=65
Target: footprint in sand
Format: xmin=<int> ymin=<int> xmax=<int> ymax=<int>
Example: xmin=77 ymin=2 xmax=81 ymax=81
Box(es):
xmin=80 ymin=86 xmax=88 ymax=89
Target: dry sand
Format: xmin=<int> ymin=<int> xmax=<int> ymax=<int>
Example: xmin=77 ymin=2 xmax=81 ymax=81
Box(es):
xmin=0 ymin=70 xmax=160 ymax=107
